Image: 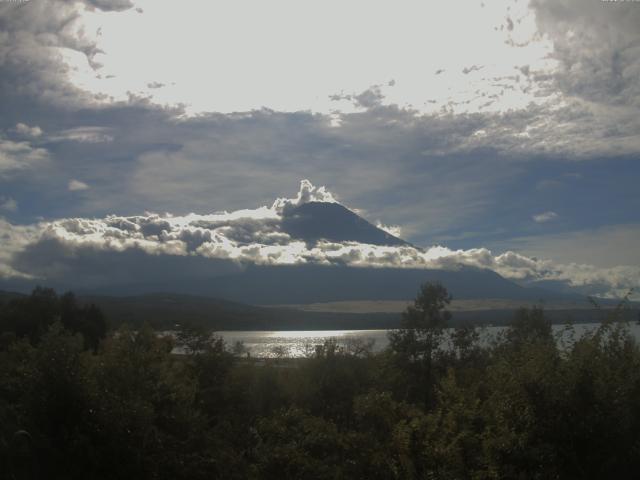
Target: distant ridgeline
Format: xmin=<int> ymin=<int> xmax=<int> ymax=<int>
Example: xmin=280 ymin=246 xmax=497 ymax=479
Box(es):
xmin=1 ymin=287 xmax=637 ymax=332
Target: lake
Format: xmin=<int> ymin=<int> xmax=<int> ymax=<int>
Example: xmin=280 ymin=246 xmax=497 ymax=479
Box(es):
xmin=219 ymin=322 xmax=640 ymax=358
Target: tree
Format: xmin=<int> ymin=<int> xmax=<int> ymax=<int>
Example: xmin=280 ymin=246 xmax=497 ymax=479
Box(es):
xmin=389 ymin=282 xmax=451 ymax=362
xmin=0 ymin=288 xmax=106 ymax=351
xmin=505 ymin=306 xmax=552 ymax=347
xmin=176 ymin=323 xmax=212 ymax=356
xmin=60 ymin=292 xmax=106 ymax=351
xmin=388 ymin=282 xmax=452 ymax=405
xmin=0 ymin=286 xmax=58 ymax=344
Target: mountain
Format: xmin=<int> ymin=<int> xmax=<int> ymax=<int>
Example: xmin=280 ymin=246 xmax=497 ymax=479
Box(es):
xmin=0 ymin=199 xmax=592 ymax=309
xmin=203 ymin=264 xmax=575 ymax=305
xmin=89 ymin=289 xmax=638 ymax=329
xmin=0 ymin=289 xmax=399 ymax=330
xmin=47 ymin=263 xmax=579 ymax=306
xmin=3 ymin=289 xmax=631 ymax=331
xmin=281 ymin=202 xmax=410 ymax=246
xmin=40 ymin=261 xmax=573 ymax=306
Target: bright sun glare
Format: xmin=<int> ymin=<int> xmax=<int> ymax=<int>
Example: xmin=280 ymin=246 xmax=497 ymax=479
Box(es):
xmin=65 ymin=0 xmax=556 ymax=116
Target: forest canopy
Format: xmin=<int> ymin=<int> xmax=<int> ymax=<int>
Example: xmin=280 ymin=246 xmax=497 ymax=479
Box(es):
xmin=1 ymin=284 xmax=639 ymax=479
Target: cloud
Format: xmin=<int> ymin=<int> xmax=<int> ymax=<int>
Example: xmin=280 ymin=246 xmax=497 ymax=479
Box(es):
xmin=533 ymin=211 xmax=558 ymax=223
xmin=108 ymin=104 xmax=530 ymax=240
xmin=15 ymin=123 xmax=42 ymax=138
xmin=49 ymin=127 xmax=114 ymax=143
xmin=3 ymin=94 xmax=629 ymax=245
xmin=0 ymin=138 xmax=49 ymax=178
xmin=462 ymin=65 xmax=484 ymax=75
xmin=0 ymin=197 xmax=17 ymax=212
xmin=0 ymin=218 xmax=40 ymax=279
xmin=488 ymin=224 xmax=640 ymax=270
xmin=375 ymin=222 xmax=402 ymax=238
xmin=353 ymin=86 xmax=385 ymax=109
xmin=428 ymin=247 xmax=640 ymax=300
xmin=0 ymin=0 xmax=108 ymax=110
xmin=0 ymin=0 xmax=637 ymax=291
xmin=85 ymin=0 xmax=134 ymax=12
xmin=272 ymin=179 xmax=338 ymax=215
xmin=531 ymin=0 xmax=640 ymax=108
xmin=68 ymin=179 xmax=90 ymax=191
xmin=0 ymin=183 xmax=637 ymax=299
xmin=2 ymin=0 xmax=638 ymax=162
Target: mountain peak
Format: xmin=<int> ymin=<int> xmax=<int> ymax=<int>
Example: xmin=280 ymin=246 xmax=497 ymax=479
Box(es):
xmin=281 ymin=201 xmax=410 ymax=247
xmin=272 ymin=179 xmax=338 ymax=215
xmin=270 ymin=180 xmax=408 ymax=247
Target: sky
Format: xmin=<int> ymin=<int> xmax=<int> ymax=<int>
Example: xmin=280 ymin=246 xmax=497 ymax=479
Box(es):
xmin=0 ymin=0 xmax=639 ymax=298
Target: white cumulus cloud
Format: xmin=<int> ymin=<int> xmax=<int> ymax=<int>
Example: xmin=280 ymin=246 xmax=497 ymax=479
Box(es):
xmin=68 ymin=179 xmax=90 ymax=191
xmin=272 ymin=179 xmax=338 ymax=215
xmin=375 ymin=222 xmax=402 ymax=238
xmin=533 ymin=211 xmax=558 ymax=223
xmin=0 ymin=139 xmax=49 ymax=178
xmin=15 ymin=123 xmax=43 ymax=138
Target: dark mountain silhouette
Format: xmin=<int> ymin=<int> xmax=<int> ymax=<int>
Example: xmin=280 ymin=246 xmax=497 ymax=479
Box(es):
xmin=0 ymin=200 xmax=598 ymax=311
xmin=2 ymin=289 xmax=630 ymax=331
xmin=203 ymin=264 xmax=577 ymax=305
xmin=281 ymin=202 xmax=410 ymax=246
xmin=0 ymin=289 xmax=399 ymax=330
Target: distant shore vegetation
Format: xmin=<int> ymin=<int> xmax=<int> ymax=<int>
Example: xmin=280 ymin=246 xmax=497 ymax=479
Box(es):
xmin=1 ymin=284 xmax=639 ymax=479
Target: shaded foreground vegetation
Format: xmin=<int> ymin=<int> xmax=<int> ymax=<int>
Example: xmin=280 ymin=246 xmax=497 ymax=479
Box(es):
xmin=1 ymin=285 xmax=640 ymax=479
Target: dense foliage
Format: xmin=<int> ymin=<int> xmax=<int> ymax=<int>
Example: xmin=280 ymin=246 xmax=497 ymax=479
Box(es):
xmin=1 ymin=285 xmax=639 ymax=479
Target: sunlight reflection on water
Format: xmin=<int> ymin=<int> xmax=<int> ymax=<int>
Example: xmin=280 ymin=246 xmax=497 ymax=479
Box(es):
xmin=217 ymin=323 xmax=640 ymax=358
xmin=221 ymin=329 xmax=388 ymax=358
